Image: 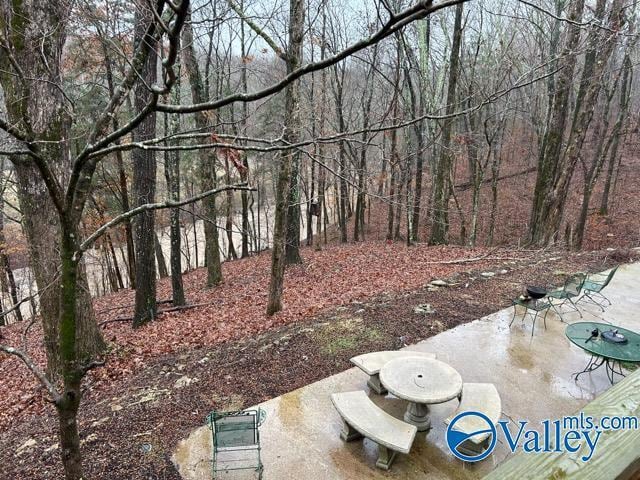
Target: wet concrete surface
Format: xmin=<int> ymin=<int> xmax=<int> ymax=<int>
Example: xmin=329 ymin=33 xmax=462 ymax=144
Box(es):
xmin=173 ymin=263 xmax=640 ymax=479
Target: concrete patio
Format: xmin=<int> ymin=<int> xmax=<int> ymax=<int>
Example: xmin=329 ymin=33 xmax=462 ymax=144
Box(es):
xmin=173 ymin=261 xmax=640 ymax=479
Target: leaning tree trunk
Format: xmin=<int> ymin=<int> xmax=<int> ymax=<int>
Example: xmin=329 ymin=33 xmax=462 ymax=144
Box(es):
xmin=154 ymin=233 xmax=169 ymax=278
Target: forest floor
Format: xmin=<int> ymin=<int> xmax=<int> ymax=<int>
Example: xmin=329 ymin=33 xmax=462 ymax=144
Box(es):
xmin=0 ymin=240 xmax=637 ymax=479
xmin=2 ymin=153 xmax=640 ymax=479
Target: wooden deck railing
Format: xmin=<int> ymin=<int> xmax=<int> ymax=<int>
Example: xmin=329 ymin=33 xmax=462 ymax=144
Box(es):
xmin=484 ymin=368 xmax=640 ymax=480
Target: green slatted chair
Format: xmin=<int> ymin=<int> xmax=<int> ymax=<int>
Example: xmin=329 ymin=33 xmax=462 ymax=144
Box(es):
xmin=547 ymin=273 xmax=586 ymax=321
xmin=577 ymin=266 xmax=619 ymax=311
xmin=510 ymin=296 xmax=552 ymax=337
xmin=207 ymin=409 xmax=266 ymax=479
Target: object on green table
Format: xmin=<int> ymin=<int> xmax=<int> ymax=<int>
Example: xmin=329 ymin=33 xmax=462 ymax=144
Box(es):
xmin=565 ymin=322 xmax=640 ymax=363
xmin=566 ymin=322 xmax=640 ymax=384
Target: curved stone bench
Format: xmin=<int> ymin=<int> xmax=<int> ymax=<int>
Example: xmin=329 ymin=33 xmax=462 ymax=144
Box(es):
xmin=350 ymin=350 xmax=437 ymax=394
xmin=331 ymin=391 xmax=417 ymax=470
xmin=444 ymin=383 xmax=501 ymax=456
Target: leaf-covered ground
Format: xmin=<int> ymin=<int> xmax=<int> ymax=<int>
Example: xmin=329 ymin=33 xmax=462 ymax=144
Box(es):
xmin=1 ymin=242 xmax=502 ymax=427
xmin=0 ymin=241 xmax=636 ymax=479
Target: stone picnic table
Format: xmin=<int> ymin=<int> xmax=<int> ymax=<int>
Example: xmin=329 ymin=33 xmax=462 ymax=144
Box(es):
xmin=379 ymin=356 xmax=463 ymax=431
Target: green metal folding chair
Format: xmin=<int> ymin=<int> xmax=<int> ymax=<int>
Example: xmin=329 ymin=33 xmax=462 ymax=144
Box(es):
xmin=547 ymin=273 xmax=585 ymax=321
xmin=207 ymin=409 xmax=266 ymax=479
xmin=510 ymin=296 xmax=552 ymax=336
xmin=577 ymin=265 xmax=619 ymax=311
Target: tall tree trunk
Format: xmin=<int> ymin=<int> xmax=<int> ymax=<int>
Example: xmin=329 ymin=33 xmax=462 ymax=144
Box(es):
xmin=0 ymin=0 xmax=104 ymax=372
xmin=429 ymin=2 xmax=464 ymax=245
xmin=221 ymin=155 xmax=238 ymax=261
xmin=56 ymin=223 xmax=88 ymax=480
xmin=307 ymin=26 xmax=317 ymax=248
xmin=394 ymin=158 xmax=407 ymax=240
xmin=600 ymin=51 xmax=633 ymax=216
xmin=539 ymin=0 xmax=622 ymax=245
xmin=575 ymin=42 xmax=632 ymax=248
xmin=528 ymin=0 xmax=585 ymax=245
xmin=238 ymin=4 xmax=251 ymax=258
xmin=163 ymin=106 xmax=186 ymax=306
xmin=131 ymin=1 xmax=159 ymax=327
xmin=267 ymin=0 xmax=305 ymax=314
xmin=406 ymin=17 xmax=430 ymax=244
xmin=90 ymin=196 xmax=124 ymax=291
xmin=285 ymin=14 xmax=304 ymax=262
xmin=387 ymin=37 xmax=402 ymax=240
xmin=0 ymin=203 xmax=22 ymax=323
xmin=118 ymin=158 xmax=136 ymax=288
xmin=285 ymin=148 xmax=303 ymax=263
xmin=56 ymin=382 xmax=82 ymax=480
xmin=240 ymin=155 xmax=251 ymax=257
xmin=182 ymin=9 xmax=223 ymax=286
xmin=315 ymin=37 xmax=326 ymax=255
xmin=487 ymin=140 xmax=502 ymax=246
xmin=154 ymin=233 xmax=169 ymax=278
xmin=354 ymin=44 xmax=379 ymax=242
xmin=331 ymin=63 xmax=349 ymax=244
xmin=102 ymin=39 xmax=136 ymax=288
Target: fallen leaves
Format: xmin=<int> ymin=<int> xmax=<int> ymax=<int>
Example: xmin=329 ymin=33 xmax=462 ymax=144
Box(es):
xmin=0 ymin=240 xmax=513 ymax=429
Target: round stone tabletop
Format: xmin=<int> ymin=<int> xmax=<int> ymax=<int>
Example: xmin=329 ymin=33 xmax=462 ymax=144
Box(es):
xmin=379 ymin=356 xmax=463 ymax=404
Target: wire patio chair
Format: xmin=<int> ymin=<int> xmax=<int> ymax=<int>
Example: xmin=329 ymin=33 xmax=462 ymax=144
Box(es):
xmin=206 ymin=408 xmax=266 ymax=479
xmin=577 ymin=266 xmax=619 ymax=311
xmin=547 ymin=273 xmax=586 ymax=321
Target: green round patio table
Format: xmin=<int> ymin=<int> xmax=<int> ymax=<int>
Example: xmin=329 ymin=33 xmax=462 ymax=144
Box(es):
xmin=565 ymin=322 xmax=640 ymax=384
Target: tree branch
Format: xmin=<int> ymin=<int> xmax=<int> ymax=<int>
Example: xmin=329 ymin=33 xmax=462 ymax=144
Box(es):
xmin=0 ymin=117 xmax=29 ymax=144
xmin=227 ymin=0 xmax=288 ymax=61
xmin=76 ymin=183 xmax=255 ymax=257
xmin=157 ymin=0 xmax=470 ymax=114
xmin=97 ymin=60 xmax=558 ymax=158
xmin=0 ymin=344 xmax=61 ymax=402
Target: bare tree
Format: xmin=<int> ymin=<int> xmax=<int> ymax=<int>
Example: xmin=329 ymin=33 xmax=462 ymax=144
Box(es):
xmin=181 ymin=8 xmax=224 ymax=286
xmin=267 ymin=0 xmax=306 ymax=313
xmin=429 ymin=2 xmax=464 ymax=245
